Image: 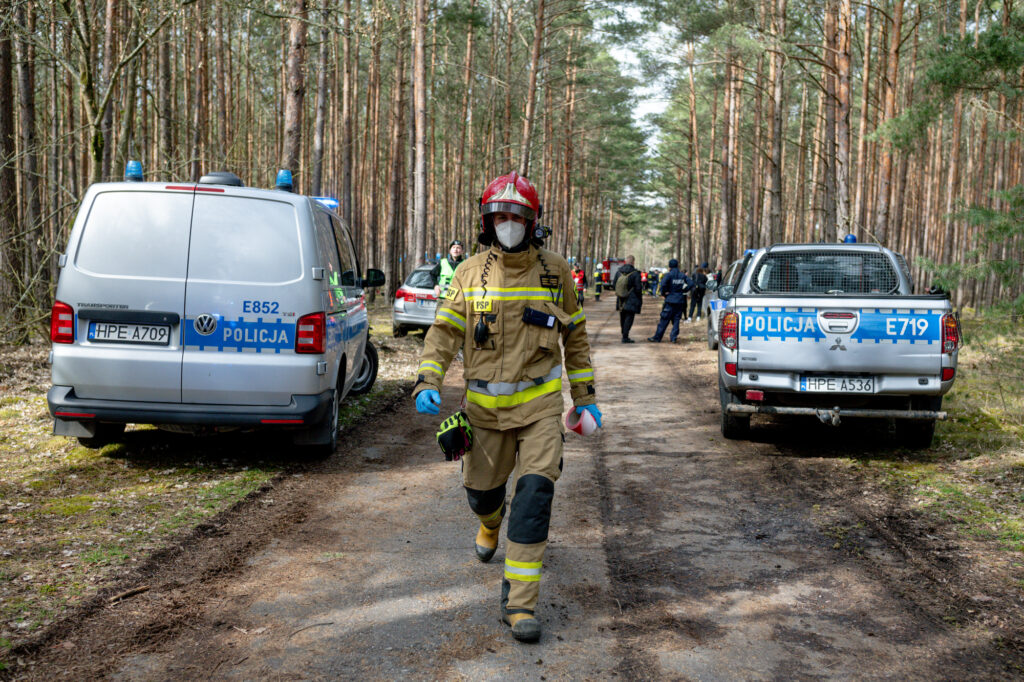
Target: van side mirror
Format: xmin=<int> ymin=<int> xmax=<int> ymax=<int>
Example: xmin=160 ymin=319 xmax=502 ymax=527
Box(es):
xmin=718 ymin=284 xmax=735 ymax=300
xmin=705 ymin=279 xmax=719 ymax=292
xmin=364 ymin=268 xmax=385 ymax=288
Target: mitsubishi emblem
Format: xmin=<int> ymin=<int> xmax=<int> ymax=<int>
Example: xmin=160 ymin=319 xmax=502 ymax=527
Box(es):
xmin=194 ymin=313 xmax=217 ymax=336
xmin=829 ymin=336 xmax=847 ymax=351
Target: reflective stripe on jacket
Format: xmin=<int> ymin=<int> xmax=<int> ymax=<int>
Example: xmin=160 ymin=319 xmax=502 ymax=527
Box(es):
xmin=413 ymin=245 xmax=596 ymax=430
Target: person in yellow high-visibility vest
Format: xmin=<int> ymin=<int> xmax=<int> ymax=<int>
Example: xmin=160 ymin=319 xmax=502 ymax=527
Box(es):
xmin=431 ymin=239 xmax=465 ymax=298
xmin=413 ymin=171 xmax=601 ymax=644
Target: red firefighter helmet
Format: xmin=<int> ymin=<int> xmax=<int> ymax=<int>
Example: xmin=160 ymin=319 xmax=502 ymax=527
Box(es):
xmin=480 ymin=171 xmax=540 ymax=220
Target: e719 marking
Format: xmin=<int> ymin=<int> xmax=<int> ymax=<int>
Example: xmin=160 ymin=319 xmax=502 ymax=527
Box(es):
xmin=885 ymin=317 xmax=929 ymax=337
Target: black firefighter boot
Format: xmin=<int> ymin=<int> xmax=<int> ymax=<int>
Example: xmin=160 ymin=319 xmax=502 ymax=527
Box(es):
xmin=500 ymin=578 xmax=542 ymax=642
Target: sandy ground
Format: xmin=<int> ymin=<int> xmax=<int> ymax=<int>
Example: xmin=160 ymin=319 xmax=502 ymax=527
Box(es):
xmin=6 ymin=296 xmax=1022 ymax=680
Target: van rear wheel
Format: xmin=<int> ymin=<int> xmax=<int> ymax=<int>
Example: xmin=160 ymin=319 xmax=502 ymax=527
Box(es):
xmin=297 ymin=384 xmax=339 ymax=457
xmin=707 ymin=319 xmax=718 ymax=350
xmin=349 ymin=341 xmax=378 ymax=395
xmin=77 ymin=422 xmax=126 ymax=449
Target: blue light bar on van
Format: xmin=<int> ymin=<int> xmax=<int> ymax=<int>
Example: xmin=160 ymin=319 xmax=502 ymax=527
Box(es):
xmin=313 ymin=196 xmax=339 ymax=210
xmin=276 ymin=169 xmax=293 ymax=192
xmin=124 ymin=160 xmax=143 ymax=182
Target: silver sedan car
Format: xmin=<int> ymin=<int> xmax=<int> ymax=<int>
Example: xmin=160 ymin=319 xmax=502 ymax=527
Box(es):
xmin=392 ymin=264 xmax=438 ymax=336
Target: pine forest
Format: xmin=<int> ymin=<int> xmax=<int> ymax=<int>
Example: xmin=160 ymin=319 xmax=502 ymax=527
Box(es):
xmin=1 ymin=0 xmax=1023 ymax=341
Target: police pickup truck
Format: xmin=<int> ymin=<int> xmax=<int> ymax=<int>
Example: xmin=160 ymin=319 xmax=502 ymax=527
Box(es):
xmin=716 ymin=243 xmax=960 ymax=448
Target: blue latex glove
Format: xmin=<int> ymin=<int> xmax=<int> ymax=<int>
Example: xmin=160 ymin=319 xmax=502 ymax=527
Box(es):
xmin=576 ymin=404 xmax=602 ymax=428
xmin=416 ymin=389 xmax=441 ymax=415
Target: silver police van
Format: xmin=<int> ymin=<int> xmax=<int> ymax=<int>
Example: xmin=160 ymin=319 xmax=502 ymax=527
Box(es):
xmin=47 ymin=168 xmax=384 ymax=454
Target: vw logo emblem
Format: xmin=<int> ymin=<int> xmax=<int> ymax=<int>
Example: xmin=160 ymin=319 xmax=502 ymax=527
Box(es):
xmin=194 ymin=314 xmax=217 ymax=336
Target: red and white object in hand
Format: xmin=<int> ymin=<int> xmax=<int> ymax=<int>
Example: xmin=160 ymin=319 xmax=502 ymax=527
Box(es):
xmin=565 ymin=406 xmax=598 ymax=436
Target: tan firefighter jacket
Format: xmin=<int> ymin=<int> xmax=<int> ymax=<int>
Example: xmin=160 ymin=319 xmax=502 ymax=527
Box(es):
xmin=412 ymin=244 xmax=596 ymax=431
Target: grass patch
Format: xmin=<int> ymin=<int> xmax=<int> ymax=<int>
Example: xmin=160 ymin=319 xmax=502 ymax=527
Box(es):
xmin=851 ymin=311 xmax=1024 ymax=562
xmin=0 ymin=302 xmax=418 ymax=650
xmin=41 ymin=495 xmax=96 ymax=516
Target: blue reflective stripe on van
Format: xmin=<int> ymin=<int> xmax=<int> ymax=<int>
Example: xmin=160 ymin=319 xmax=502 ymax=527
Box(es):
xmin=183 ymin=315 xmax=293 ymax=352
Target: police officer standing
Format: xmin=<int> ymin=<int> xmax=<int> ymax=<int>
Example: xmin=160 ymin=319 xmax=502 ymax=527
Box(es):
xmin=686 ymin=262 xmax=708 ymax=323
xmin=432 ymin=239 xmax=466 ymax=298
xmin=413 ymin=171 xmax=601 ymax=643
xmin=647 ymin=258 xmax=692 ymax=343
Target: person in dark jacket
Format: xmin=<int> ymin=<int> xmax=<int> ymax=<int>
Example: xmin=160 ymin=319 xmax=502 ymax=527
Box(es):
xmin=612 ymin=256 xmax=643 ymax=343
xmin=686 ymin=264 xmax=709 ymax=323
xmin=647 ymin=259 xmax=692 ymax=343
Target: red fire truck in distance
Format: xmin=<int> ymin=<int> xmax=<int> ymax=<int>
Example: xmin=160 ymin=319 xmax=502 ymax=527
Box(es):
xmin=599 ymin=258 xmax=627 ymax=285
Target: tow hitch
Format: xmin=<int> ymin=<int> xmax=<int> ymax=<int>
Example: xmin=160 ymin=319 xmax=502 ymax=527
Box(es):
xmin=817 ymin=407 xmax=842 ymax=426
xmin=725 ymin=403 xmax=947 ymax=424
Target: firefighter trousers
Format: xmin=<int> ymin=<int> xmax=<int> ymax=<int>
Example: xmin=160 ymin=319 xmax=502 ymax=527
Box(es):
xmin=462 ymin=413 xmax=563 ymax=615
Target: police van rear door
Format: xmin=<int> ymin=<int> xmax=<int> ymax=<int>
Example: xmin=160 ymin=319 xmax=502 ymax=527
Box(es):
xmin=181 ymin=189 xmax=310 ymax=406
xmin=53 ymin=185 xmax=194 ymax=402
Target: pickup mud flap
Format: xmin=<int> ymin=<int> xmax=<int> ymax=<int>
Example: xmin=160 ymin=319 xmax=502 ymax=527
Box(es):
xmin=723 ymin=404 xmax=947 ymax=426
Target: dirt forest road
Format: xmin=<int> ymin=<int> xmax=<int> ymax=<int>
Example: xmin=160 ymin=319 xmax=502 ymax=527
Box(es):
xmin=11 ymin=298 xmax=1022 ymax=680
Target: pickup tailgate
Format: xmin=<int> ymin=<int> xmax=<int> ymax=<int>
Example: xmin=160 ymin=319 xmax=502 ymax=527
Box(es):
xmin=732 ymin=295 xmax=947 ymax=376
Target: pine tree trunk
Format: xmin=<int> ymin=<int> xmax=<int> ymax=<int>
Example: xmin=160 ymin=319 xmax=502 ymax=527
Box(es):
xmin=282 ymin=0 xmax=307 ymax=178
xmin=835 ymin=0 xmax=852 ymax=238
xmin=452 ymin=0 xmax=477 ymax=239
xmin=768 ymin=0 xmax=786 ymax=244
xmin=386 ymin=9 xmax=407 ymax=296
xmin=310 ymin=8 xmax=330 ymax=196
xmin=158 ymin=21 xmax=172 ymax=174
xmin=517 ymin=0 xmax=545 ymax=176
xmin=412 ymin=0 xmax=427 ymax=264
xmin=16 ymin=0 xmax=40 ymax=305
xmin=872 ymin=0 xmax=903 ymax=245
xmin=852 ymin=3 xmax=872 ymax=234
xmin=342 ymin=0 xmax=354 ymax=225
xmin=0 ymin=24 xmax=17 ymax=325
xmin=941 ymin=0 xmax=968 ymax=265
xmin=718 ymin=57 xmax=733 ymax=264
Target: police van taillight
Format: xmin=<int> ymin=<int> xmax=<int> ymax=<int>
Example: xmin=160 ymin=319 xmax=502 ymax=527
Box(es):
xmin=720 ymin=311 xmax=739 ymax=350
xmin=50 ymin=301 xmax=75 ymax=344
xmin=295 ymin=312 xmax=325 ymax=353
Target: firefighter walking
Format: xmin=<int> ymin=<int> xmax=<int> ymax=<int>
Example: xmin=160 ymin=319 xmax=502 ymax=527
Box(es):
xmin=413 ymin=171 xmax=602 ymax=643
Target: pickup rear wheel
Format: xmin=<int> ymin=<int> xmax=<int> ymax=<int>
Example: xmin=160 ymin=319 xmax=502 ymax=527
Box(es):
xmin=349 ymin=340 xmax=379 ymax=395
xmin=900 ymin=420 xmax=936 ymax=449
xmin=718 ymin=376 xmax=750 ymax=440
xmin=900 ymin=396 xmax=941 ymax=449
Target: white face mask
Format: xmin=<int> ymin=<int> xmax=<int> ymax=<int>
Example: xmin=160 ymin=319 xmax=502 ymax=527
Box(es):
xmin=495 ymin=220 xmax=526 ymax=249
